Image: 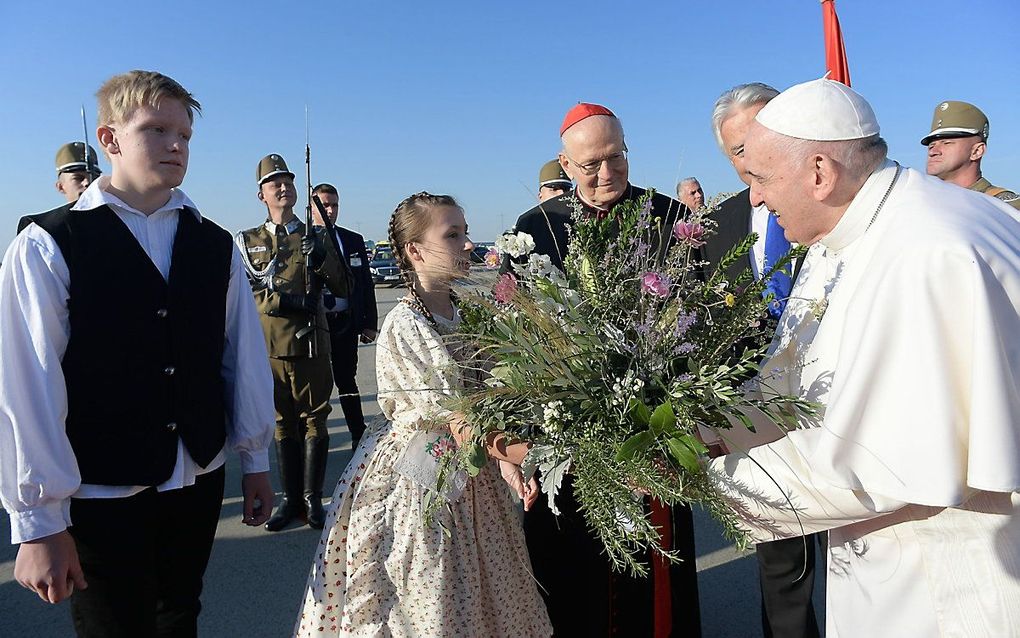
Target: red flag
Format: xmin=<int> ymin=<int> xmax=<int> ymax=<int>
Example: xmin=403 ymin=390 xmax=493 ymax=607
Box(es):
xmin=821 ymin=0 xmax=851 ymax=86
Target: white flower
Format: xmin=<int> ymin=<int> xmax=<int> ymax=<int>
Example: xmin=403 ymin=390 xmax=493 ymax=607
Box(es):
xmin=527 ymin=253 xmax=552 ymax=277
xmin=543 ymin=400 xmax=565 ymax=432
xmin=495 ymin=231 xmax=537 ymax=258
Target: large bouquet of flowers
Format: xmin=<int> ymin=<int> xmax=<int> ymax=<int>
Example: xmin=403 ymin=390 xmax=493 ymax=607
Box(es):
xmin=445 ymin=192 xmax=812 ymax=575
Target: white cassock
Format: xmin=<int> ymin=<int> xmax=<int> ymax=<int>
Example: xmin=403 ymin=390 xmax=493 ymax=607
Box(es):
xmin=710 ymin=159 xmax=1020 ymax=638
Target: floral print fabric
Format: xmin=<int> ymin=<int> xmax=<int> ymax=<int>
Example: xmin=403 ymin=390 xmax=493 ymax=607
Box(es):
xmin=294 ymin=303 xmax=552 ymax=637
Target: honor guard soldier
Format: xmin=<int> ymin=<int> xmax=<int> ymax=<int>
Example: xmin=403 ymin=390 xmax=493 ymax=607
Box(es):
xmin=236 ymin=154 xmax=351 ymax=531
xmin=923 ymin=100 xmax=1020 ymax=210
xmin=54 ymin=142 xmax=101 ymax=203
xmin=537 ymin=159 xmax=572 ymax=203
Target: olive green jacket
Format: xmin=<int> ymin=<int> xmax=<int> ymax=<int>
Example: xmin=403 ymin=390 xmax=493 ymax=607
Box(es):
xmin=970 ymin=177 xmax=1020 ymax=210
xmin=236 ymin=217 xmax=351 ymax=358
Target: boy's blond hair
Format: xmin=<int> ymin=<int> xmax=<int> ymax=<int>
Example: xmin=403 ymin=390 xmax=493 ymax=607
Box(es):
xmin=96 ymin=70 xmax=201 ymax=127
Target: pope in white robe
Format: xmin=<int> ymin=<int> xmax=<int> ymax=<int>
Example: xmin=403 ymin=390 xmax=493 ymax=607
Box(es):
xmin=708 ymin=79 xmax=1020 ymax=638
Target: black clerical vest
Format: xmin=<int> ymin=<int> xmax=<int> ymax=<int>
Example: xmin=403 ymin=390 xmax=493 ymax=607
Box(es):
xmin=25 ymin=203 xmax=232 ymax=486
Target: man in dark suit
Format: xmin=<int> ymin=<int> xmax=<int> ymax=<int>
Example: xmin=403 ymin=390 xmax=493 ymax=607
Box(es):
xmin=311 ymin=183 xmax=378 ymax=452
xmin=708 ymin=83 xmax=821 ymax=638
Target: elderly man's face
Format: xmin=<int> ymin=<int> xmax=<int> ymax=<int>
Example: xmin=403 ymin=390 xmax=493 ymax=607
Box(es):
xmin=559 ymin=115 xmax=628 ymax=209
xmin=720 ymin=102 xmax=767 ymax=186
xmin=744 ymin=123 xmax=826 ymax=244
xmin=677 ymin=180 xmax=704 ymax=211
xmin=926 ymin=136 xmax=983 ymax=180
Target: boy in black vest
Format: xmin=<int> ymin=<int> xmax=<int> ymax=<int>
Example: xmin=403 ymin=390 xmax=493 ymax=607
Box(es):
xmin=0 ymin=70 xmax=276 ymax=636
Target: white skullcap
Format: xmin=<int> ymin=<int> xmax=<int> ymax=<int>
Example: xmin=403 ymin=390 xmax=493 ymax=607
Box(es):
xmin=755 ymin=78 xmax=880 ymax=141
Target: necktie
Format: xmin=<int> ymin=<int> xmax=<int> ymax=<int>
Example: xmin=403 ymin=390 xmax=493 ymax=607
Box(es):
xmin=762 ymin=213 xmax=793 ymax=318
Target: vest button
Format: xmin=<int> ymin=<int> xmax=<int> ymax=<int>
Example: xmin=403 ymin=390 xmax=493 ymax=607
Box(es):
xmin=156 ymin=309 xmax=169 ymax=318
xmin=164 ymin=366 xmax=176 ymax=375
xmin=166 ymin=422 xmax=177 ymax=432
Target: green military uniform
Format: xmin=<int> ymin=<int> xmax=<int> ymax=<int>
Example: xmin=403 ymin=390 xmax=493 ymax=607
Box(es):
xmin=969 ymin=177 xmax=1020 ymax=210
xmin=922 ymin=100 xmax=1020 ymax=210
xmin=237 ymin=154 xmax=351 ymax=531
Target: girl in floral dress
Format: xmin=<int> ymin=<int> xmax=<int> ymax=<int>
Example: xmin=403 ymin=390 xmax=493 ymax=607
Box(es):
xmin=294 ymin=193 xmax=552 ymax=637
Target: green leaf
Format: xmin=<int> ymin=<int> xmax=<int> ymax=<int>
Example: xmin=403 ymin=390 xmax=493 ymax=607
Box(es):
xmin=616 ymin=430 xmax=655 ymax=461
xmin=648 ymin=402 xmax=677 ymax=436
xmin=665 ymin=437 xmax=701 ymax=473
xmin=628 ymin=398 xmax=650 ymax=427
xmin=464 ymin=442 xmax=487 ymax=477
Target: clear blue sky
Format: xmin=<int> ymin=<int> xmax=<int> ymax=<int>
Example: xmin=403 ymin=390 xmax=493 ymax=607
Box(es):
xmin=2 ymin=0 xmax=1018 ymax=250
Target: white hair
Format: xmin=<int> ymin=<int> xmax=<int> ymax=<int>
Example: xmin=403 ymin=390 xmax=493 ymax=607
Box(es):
xmin=711 ymin=82 xmax=780 ymax=152
xmin=765 ymin=129 xmax=889 ymax=182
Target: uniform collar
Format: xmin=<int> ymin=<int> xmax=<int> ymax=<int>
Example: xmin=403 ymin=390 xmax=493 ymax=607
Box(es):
xmin=72 ymin=175 xmax=200 ymax=220
xmin=969 ymin=176 xmax=991 ymax=192
xmin=264 ymin=216 xmax=303 ymax=235
xmin=820 ymin=159 xmax=898 ymax=253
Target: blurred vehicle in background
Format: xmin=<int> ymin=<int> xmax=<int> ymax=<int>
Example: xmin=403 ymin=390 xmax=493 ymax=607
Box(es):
xmin=369 ymin=245 xmax=401 ymax=286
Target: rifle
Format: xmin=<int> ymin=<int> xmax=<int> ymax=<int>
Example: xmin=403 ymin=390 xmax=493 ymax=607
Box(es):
xmin=296 ymin=106 xmax=320 ymax=359
xmin=80 ymin=105 xmax=100 ymax=181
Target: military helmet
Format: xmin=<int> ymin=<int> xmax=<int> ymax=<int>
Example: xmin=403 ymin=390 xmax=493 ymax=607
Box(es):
xmin=921 ymin=101 xmax=989 ymax=146
xmin=257 ymin=153 xmax=295 ymax=184
xmin=55 ymin=142 xmax=101 ymax=175
xmin=539 ymin=159 xmax=571 ymax=189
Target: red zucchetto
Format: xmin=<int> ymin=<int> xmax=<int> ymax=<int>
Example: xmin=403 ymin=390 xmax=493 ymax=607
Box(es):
xmin=560 ymin=103 xmax=616 ymax=136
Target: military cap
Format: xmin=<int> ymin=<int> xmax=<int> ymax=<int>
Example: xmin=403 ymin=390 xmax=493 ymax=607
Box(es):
xmin=539 ymin=159 xmax=571 ymax=189
xmin=921 ymin=101 xmax=989 ymax=146
xmin=55 ymin=142 xmax=101 ymax=175
xmin=257 ymin=153 xmax=295 ymax=184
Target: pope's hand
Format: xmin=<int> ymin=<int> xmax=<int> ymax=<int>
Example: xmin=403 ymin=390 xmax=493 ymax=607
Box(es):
xmin=14 ymin=530 xmax=87 ymax=604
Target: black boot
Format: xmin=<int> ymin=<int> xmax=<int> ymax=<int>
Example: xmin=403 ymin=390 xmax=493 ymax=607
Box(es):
xmin=304 ymin=436 xmax=330 ymax=530
xmin=265 ymin=438 xmax=306 ymax=532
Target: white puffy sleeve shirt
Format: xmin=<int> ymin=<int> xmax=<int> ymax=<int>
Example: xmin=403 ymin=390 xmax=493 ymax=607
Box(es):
xmin=0 ymin=180 xmax=275 ymax=544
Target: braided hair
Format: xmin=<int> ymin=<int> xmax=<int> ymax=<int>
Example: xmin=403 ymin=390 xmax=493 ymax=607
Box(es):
xmin=389 ymin=191 xmax=462 ymax=327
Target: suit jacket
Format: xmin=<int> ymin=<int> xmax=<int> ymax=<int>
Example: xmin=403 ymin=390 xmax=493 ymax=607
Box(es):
xmin=703 ymin=187 xmax=755 ymax=282
xmin=328 ymin=225 xmax=377 ymax=335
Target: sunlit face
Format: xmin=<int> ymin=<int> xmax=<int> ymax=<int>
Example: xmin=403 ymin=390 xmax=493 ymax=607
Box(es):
xmin=104 ymin=99 xmax=191 ymax=192
xmin=677 ymin=179 xmax=704 ymax=211
xmin=926 ymin=136 xmax=982 ymax=180
xmin=313 ymin=191 xmax=339 ymax=225
xmin=259 ymin=174 xmax=297 ymax=211
xmin=55 ymin=171 xmax=93 ymax=202
xmin=719 ymin=102 xmax=767 ymax=186
xmin=559 ymin=115 xmax=628 ymax=209
xmin=410 ymin=205 xmax=474 ymax=281
xmin=744 ymin=124 xmax=824 ymax=245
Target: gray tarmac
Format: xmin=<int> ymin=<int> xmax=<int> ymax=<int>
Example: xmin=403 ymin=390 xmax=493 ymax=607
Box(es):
xmin=0 ymin=281 xmax=824 ymax=637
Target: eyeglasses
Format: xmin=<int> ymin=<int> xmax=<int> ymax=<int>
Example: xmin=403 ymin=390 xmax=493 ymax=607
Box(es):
xmin=563 ymin=147 xmax=628 ymax=176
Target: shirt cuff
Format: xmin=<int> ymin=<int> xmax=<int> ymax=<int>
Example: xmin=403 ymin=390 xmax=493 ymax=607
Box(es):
xmin=239 ymin=449 xmax=270 ymax=474
xmin=9 ymin=500 xmax=72 ymax=544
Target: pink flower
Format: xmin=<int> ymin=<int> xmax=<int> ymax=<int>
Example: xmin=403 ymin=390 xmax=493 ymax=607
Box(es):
xmin=484 ymin=247 xmax=501 ymax=269
xmin=673 ymin=221 xmax=706 ymax=247
xmin=641 ymin=272 xmax=670 ymax=298
xmin=493 ymin=273 xmax=518 ymax=303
